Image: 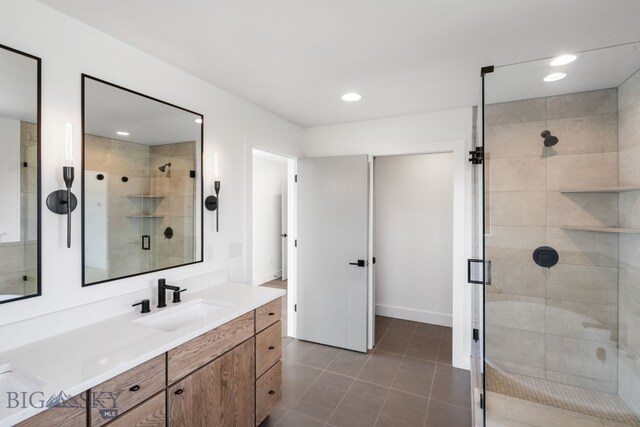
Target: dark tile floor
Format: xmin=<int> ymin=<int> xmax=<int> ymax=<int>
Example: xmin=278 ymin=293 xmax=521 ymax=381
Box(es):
xmin=260 ymin=279 xmax=471 ymax=427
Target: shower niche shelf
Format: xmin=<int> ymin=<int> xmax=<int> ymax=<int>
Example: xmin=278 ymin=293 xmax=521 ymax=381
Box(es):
xmin=560 ymin=186 xmax=640 ymax=193
xmin=561 ymin=226 xmax=640 ymax=234
xmin=127 ymin=194 xmax=166 ymax=199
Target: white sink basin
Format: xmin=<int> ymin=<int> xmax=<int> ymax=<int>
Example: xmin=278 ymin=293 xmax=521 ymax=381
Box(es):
xmin=0 ymin=364 xmax=46 ymax=410
xmin=134 ymin=299 xmax=231 ymax=332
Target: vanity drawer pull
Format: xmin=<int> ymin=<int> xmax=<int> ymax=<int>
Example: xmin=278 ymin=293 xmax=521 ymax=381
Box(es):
xmin=268 ymin=312 xmax=275 ymax=316
xmin=268 ymin=390 xmax=275 ymax=395
xmin=269 ymin=346 xmax=275 ymax=350
xmin=174 ymin=388 xmax=184 ymax=395
xmin=129 ymin=385 xmax=141 ymax=392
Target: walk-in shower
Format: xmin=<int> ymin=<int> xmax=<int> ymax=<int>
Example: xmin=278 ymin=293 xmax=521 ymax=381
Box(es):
xmin=473 ymin=41 xmax=640 ymax=426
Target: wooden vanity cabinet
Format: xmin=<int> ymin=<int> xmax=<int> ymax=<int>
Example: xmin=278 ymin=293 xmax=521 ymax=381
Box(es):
xmin=15 ymin=297 xmax=283 ymax=427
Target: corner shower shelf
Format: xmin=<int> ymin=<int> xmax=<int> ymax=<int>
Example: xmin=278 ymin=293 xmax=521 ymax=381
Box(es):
xmin=126 ymin=214 xmax=164 ymax=219
xmin=126 ymin=195 xmax=166 ymax=199
xmin=560 ymin=186 xmax=640 ymax=193
xmin=561 ymin=226 xmax=640 ymax=234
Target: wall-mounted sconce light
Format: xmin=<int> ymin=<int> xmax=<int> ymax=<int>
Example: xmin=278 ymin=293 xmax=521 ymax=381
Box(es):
xmin=204 ymin=181 xmax=221 ymax=232
xmin=46 ymin=123 xmax=77 ymax=248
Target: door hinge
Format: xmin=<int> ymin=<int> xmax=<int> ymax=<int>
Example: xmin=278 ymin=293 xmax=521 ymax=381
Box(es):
xmin=469 ymin=146 xmax=483 ymax=164
xmin=23 ymin=162 xmax=28 ymax=168
xmin=294 ymin=174 xmax=298 ymax=183
xmin=480 ymin=393 xmax=484 ymax=409
xmin=372 ymin=257 xmax=376 ymax=264
xmin=294 ymin=304 xmax=297 ymax=312
xmin=473 ymin=328 xmax=479 ymax=342
xmin=295 ymin=239 xmax=297 ymax=247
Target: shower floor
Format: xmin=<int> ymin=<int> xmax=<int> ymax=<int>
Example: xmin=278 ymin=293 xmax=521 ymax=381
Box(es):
xmin=485 ymin=366 xmax=640 ymax=426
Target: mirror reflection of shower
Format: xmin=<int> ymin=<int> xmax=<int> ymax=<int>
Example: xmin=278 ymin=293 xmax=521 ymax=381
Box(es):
xmin=158 ymin=162 xmax=171 ymax=173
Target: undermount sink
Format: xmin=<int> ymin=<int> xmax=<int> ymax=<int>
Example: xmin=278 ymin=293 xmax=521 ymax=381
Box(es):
xmin=0 ymin=364 xmax=46 ymax=409
xmin=134 ymin=299 xmax=232 ymax=332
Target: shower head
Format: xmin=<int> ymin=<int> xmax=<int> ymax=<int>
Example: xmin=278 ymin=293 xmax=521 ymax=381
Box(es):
xmin=158 ymin=162 xmax=171 ymax=173
xmin=541 ymin=130 xmax=559 ymax=147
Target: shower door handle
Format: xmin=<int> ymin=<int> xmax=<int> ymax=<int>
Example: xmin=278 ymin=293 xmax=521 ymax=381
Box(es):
xmin=468 ymin=258 xmax=490 ymax=285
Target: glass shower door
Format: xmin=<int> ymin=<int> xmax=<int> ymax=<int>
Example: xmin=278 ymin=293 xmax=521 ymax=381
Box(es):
xmin=481 ymin=42 xmax=640 ymax=426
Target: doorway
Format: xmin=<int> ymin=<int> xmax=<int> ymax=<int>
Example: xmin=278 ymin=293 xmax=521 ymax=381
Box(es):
xmin=252 ymin=149 xmax=288 ymax=285
xmin=373 ymin=153 xmax=454 ymax=326
xmin=252 ymin=148 xmax=296 ymax=338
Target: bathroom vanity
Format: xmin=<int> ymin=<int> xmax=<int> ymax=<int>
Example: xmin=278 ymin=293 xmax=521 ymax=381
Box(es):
xmin=0 ymin=283 xmax=284 ymax=427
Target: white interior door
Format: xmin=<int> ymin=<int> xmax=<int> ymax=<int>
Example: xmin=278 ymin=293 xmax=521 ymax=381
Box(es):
xmin=281 ymin=182 xmax=288 ymax=281
xmin=296 ymin=155 xmax=369 ymax=353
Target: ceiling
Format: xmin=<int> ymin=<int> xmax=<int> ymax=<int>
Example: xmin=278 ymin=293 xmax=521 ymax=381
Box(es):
xmin=38 ymin=0 xmax=640 ymax=128
xmin=84 ymin=77 xmax=201 ymax=145
xmin=486 ymin=42 xmax=640 ymax=104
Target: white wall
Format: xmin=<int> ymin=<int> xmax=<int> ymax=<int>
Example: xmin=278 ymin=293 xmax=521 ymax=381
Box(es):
xmin=302 ymin=107 xmax=474 ymax=370
xmin=303 ymin=108 xmax=473 ymax=157
xmin=0 ymin=117 xmax=21 ymax=243
xmin=0 ymin=0 xmax=302 ymax=326
xmin=252 ymin=149 xmax=287 ymax=285
xmin=374 ymin=153 xmax=454 ymax=326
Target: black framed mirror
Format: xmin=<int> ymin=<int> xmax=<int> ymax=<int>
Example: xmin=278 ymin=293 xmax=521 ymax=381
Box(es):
xmin=0 ymin=44 xmax=41 ymax=304
xmin=81 ymin=75 xmax=203 ymax=286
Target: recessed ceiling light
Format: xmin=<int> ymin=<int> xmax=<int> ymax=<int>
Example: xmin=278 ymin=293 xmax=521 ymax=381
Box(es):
xmin=195 ymin=118 xmax=203 ymax=124
xmin=341 ymin=92 xmax=362 ymax=102
xmin=544 ymin=72 xmax=566 ymax=82
xmin=550 ymin=54 xmax=577 ymax=67
xmin=116 ymin=131 xmax=130 ymax=136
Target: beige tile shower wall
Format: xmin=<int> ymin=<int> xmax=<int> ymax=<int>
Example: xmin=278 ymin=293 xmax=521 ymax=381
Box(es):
xmin=485 ymin=89 xmax=619 ymax=393
xmin=149 ymin=141 xmax=196 ymax=270
xmin=618 ymin=68 xmax=640 ymax=417
xmin=85 ymin=135 xmax=151 ymax=280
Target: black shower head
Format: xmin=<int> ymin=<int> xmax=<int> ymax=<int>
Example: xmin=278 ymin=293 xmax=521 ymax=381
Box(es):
xmin=158 ymin=162 xmax=172 ymax=172
xmin=541 ymin=130 xmax=559 ymax=147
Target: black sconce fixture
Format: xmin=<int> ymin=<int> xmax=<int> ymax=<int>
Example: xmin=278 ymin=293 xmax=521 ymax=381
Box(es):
xmin=204 ymin=180 xmax=221 ymax=232
xmin=46 ymin=166 xmax=77 ymax=248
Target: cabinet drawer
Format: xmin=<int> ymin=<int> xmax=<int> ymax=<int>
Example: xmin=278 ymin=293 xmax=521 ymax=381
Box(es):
xmin=17 ymin=392 xmax=87 ymax=427
xmin=105 ymin=392 xmax=165 ymax=427
xmin=167 ymin=311 xmax=254 ymax=384
xmin=256 ymin=361 xmax=282 ymax=426
xmin=256 ymin=321 xmax=282 ymax=378
xmin=90 ymin=355 xmax=165 ymax=427
xmin=255 ymin=298 xmax=281 ymax=333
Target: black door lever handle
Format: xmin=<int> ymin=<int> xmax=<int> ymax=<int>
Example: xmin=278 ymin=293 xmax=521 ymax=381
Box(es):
xmin=349 ymin=260 xmax=367 ymax=267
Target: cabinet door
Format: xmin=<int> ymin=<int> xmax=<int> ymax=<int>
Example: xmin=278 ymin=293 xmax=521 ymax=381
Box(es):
xmin=168 ymin=338 xmax=255 ymax=427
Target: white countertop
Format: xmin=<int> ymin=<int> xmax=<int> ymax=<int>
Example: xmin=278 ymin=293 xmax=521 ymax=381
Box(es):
xmin=0 ymin=282 xmax=285 ymax=426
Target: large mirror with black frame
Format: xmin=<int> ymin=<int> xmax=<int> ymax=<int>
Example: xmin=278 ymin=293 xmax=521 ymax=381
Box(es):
xmin=82 ymin=75 xmax=203 ymax=286
xmin=0 ymin=44 xmax=41 ymax=304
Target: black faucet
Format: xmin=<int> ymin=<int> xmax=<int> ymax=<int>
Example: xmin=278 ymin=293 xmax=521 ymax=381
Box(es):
xmin=157 ymin=278 xmax=186 ymax=308
xmin=132 ymin=299 xmax=151 ymax=313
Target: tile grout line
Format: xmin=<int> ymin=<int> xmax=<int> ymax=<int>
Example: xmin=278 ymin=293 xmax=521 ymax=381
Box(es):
xmin=276 ymin=345 xmax=346 ymax=426
xmin=275 ymin=342 xmax=326 ymax=426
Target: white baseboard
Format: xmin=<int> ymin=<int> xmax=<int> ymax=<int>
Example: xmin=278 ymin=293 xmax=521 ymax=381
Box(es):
xmin=253 ymin=270 xmax=282 ymax=286
xmin=375 ymin=304 xmax=452 ymax=327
